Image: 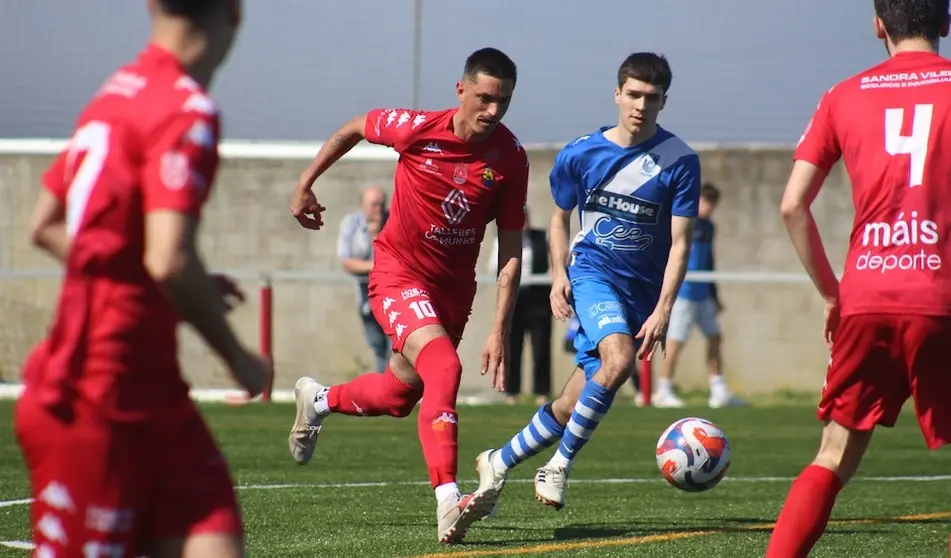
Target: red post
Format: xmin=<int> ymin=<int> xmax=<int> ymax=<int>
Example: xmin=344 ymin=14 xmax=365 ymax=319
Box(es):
xmin=259 ymin=274 xmax=274 ymax=403
xmin=639 ymin=358 xmax=652 ymax=407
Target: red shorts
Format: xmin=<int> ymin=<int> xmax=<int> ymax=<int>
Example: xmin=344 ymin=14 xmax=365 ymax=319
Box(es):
xmin=819 ymin=313 xmax=951 ymax=449
xmin=368 ymin=271 xmax=474 ymax=353
xmin=14 ymin=391 xmax=242 ymax=557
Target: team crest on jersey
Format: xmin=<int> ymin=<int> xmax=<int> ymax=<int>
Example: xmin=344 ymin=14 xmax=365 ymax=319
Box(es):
xmin=482 ymin=167 xmax=496 ymax=188
xmin=453 ymin=163 xmax=468 ymax=185
xmin=640 ymin=155 xmax=659 ymax=177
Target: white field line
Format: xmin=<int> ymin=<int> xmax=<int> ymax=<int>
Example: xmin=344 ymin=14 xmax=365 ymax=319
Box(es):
xmin=2 ymin=474 xmax=950 ymax=507
xmin=2 ymin=475 xmax=951 ymax=551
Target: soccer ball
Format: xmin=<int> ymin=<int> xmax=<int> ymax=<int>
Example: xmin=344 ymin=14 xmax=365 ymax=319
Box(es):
xmin=655 ymin=417 xmax=731 ymax=492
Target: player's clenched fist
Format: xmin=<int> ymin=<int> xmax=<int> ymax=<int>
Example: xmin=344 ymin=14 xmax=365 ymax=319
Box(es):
xmin=549 ymin=274 xmax=573 ymax=321
xmin=291 ymin=187 xmax=326 ymax=230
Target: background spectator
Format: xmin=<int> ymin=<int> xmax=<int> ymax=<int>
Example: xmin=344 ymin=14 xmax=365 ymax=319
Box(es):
xmin=654 ymin=182 xmax=743 ymax=408
xmin=337 ymin=186 xmax=390 ymax=373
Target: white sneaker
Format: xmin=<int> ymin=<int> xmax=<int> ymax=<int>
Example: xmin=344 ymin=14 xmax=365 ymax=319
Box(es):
xmin=709 ymin=391 xmax=747 ymax=409
xmin=288 ymin=377 xmax=325 ymax=465
xmin=436 ymin=492 xmax=494 ymax=544
xmin=534 ymin=464 xmax=568 ymax=510
xmin=652 ymin=391 xmax=685 ymax=408
xmin=473 ymin=449 xmax=507 ymax=520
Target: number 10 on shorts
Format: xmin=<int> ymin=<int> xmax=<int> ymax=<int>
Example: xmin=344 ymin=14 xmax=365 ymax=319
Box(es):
xmin=409 ymin=300 xmax=437 ymax=319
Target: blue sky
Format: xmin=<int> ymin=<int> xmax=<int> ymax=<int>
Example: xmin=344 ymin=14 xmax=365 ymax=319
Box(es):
xmin=0 ymin=1 xmax=918 ymax=144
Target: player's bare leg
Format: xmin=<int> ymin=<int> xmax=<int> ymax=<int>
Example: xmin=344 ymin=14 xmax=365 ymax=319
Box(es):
xmin=535 ymin=333 xmax=635 ymax=510
xmin=765 ymin=420 xmax=872 ymax=557
xmin=153 ymin=534 xmax=244 ymax=558
xmin=474 ymin=368 xmax=584 ymax=520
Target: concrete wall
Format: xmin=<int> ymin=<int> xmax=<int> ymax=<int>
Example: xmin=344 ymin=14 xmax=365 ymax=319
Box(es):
xmin=0 ymin=146 xmax=853 ymax=399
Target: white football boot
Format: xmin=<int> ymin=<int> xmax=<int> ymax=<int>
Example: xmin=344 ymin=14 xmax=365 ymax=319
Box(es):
xmin=473 ymin=449 xmax=508 ymax=520
xmin=533 ymin=464 xmax=569 ymax=510
xmin=288 ymin=377 xmax=326 ymax=465
xmin=436 ymin=492 xmax=494 ymax=544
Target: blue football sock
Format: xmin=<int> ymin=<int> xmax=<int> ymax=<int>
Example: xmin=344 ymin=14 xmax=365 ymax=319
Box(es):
xmin=496 ymin=403 xmax=565 ymax=470
xmin=550 ymin=380 xmax=615 ymax=468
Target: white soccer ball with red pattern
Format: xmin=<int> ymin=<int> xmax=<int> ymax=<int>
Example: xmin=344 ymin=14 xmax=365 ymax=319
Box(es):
xmin=655 ymin=417 xmax=731 ymax=492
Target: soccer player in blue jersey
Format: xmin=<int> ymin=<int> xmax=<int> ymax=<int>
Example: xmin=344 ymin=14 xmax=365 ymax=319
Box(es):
xmin=472 ymin=52 xmax=701 ymax=513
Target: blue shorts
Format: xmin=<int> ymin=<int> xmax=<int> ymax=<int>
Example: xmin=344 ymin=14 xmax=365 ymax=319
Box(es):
xmin=570 ymin=273 xmax=645 ymax=379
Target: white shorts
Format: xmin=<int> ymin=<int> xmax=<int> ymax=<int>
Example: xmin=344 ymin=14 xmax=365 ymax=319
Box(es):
xmin=668 ymin=297 xmax=721 ymax=343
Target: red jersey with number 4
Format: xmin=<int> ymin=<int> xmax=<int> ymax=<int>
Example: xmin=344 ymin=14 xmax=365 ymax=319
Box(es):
xmin=34 ymin=44 xmax=221 ymax=420
xmin=795 ymin=51 xmax=951 ymax=316
xmin=363 ymin=108 xmax=529 ymax=289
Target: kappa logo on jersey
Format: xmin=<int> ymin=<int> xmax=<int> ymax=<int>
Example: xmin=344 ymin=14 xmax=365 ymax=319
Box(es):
xmin=441 ymin=188 xmax=470 ymax=225
xmin=592 ymin=216 xmax=653 ymax=251
xmin=412 ymin=114 xmax=426 ymax=128
xmin=418 ymin=158 xmax=440 ymax=175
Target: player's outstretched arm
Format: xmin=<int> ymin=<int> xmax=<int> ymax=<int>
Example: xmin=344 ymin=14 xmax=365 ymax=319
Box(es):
xmin=548 ymin=207 xmax=573 ymax=320
xmin=144 ymin=211 xmax=267 ymax=397
xmin=27 ymin=190 xmax=68 ymax=262
xmin=292 ymin=114 xmax=369 ymax=230
xmin=780 ymin=160 xmax=839 ymax=304
xmin=296 ymin=114 xmax=367 ymax=193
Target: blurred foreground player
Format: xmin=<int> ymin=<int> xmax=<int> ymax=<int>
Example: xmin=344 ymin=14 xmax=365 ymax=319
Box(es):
xmin=15 ymin=1 xmax=270 ymax=557
xmin=472 ymin=52 xmax=701 ymax=514
xmin=767 ymin=1 xmax=951 ymax=556
xmin=288 ymin=48 xmax=529 ymax=544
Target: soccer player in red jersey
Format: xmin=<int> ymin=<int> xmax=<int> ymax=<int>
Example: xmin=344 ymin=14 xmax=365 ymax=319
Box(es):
xmin=15 ymin=1 xmax=270 ymax=557
xmin=767 ymin=1 xmax=951 ymax=555
xmin=288 ymin=48 xmax=529 ymax=544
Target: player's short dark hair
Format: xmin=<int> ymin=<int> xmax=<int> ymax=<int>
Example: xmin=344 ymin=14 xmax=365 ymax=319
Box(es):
xmin=156 ymin=0 xmax=224 ymax=19
xmin=874 ymin=0 xmax=950 ymax=42
xmin=463 ymin=48 xmax=518 ymax=84
xmin=617 ymin=52 xmax=672 ymax=92
xmin=701 ymin=182 xmax=721 ymax=202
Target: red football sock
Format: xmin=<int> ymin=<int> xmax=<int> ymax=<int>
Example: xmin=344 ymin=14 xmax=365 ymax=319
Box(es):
xmin=414 ymin=336 xmax=463 ymax=488
xmin=327 ymin=368 xmax=420 ymax=417
xmin=765 ymin=464 xmax=844 ymax=558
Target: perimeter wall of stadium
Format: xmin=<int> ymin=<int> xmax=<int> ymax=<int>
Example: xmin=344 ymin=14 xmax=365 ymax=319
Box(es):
xmin=0 ymin=144 xmax=855 ymax=399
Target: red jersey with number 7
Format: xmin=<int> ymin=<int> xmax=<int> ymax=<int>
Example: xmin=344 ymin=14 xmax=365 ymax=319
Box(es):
xmin=795 ymin=51 xmax=951 ymax=317
xmin=32 ymin=44 xmax=221 ymax=421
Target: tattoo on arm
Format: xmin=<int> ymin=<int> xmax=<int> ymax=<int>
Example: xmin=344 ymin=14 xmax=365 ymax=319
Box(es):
xmin=498 ymin=271 xmax=512 ymax=289
xmin=330 ymin=133 xmax=347 ymax=149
